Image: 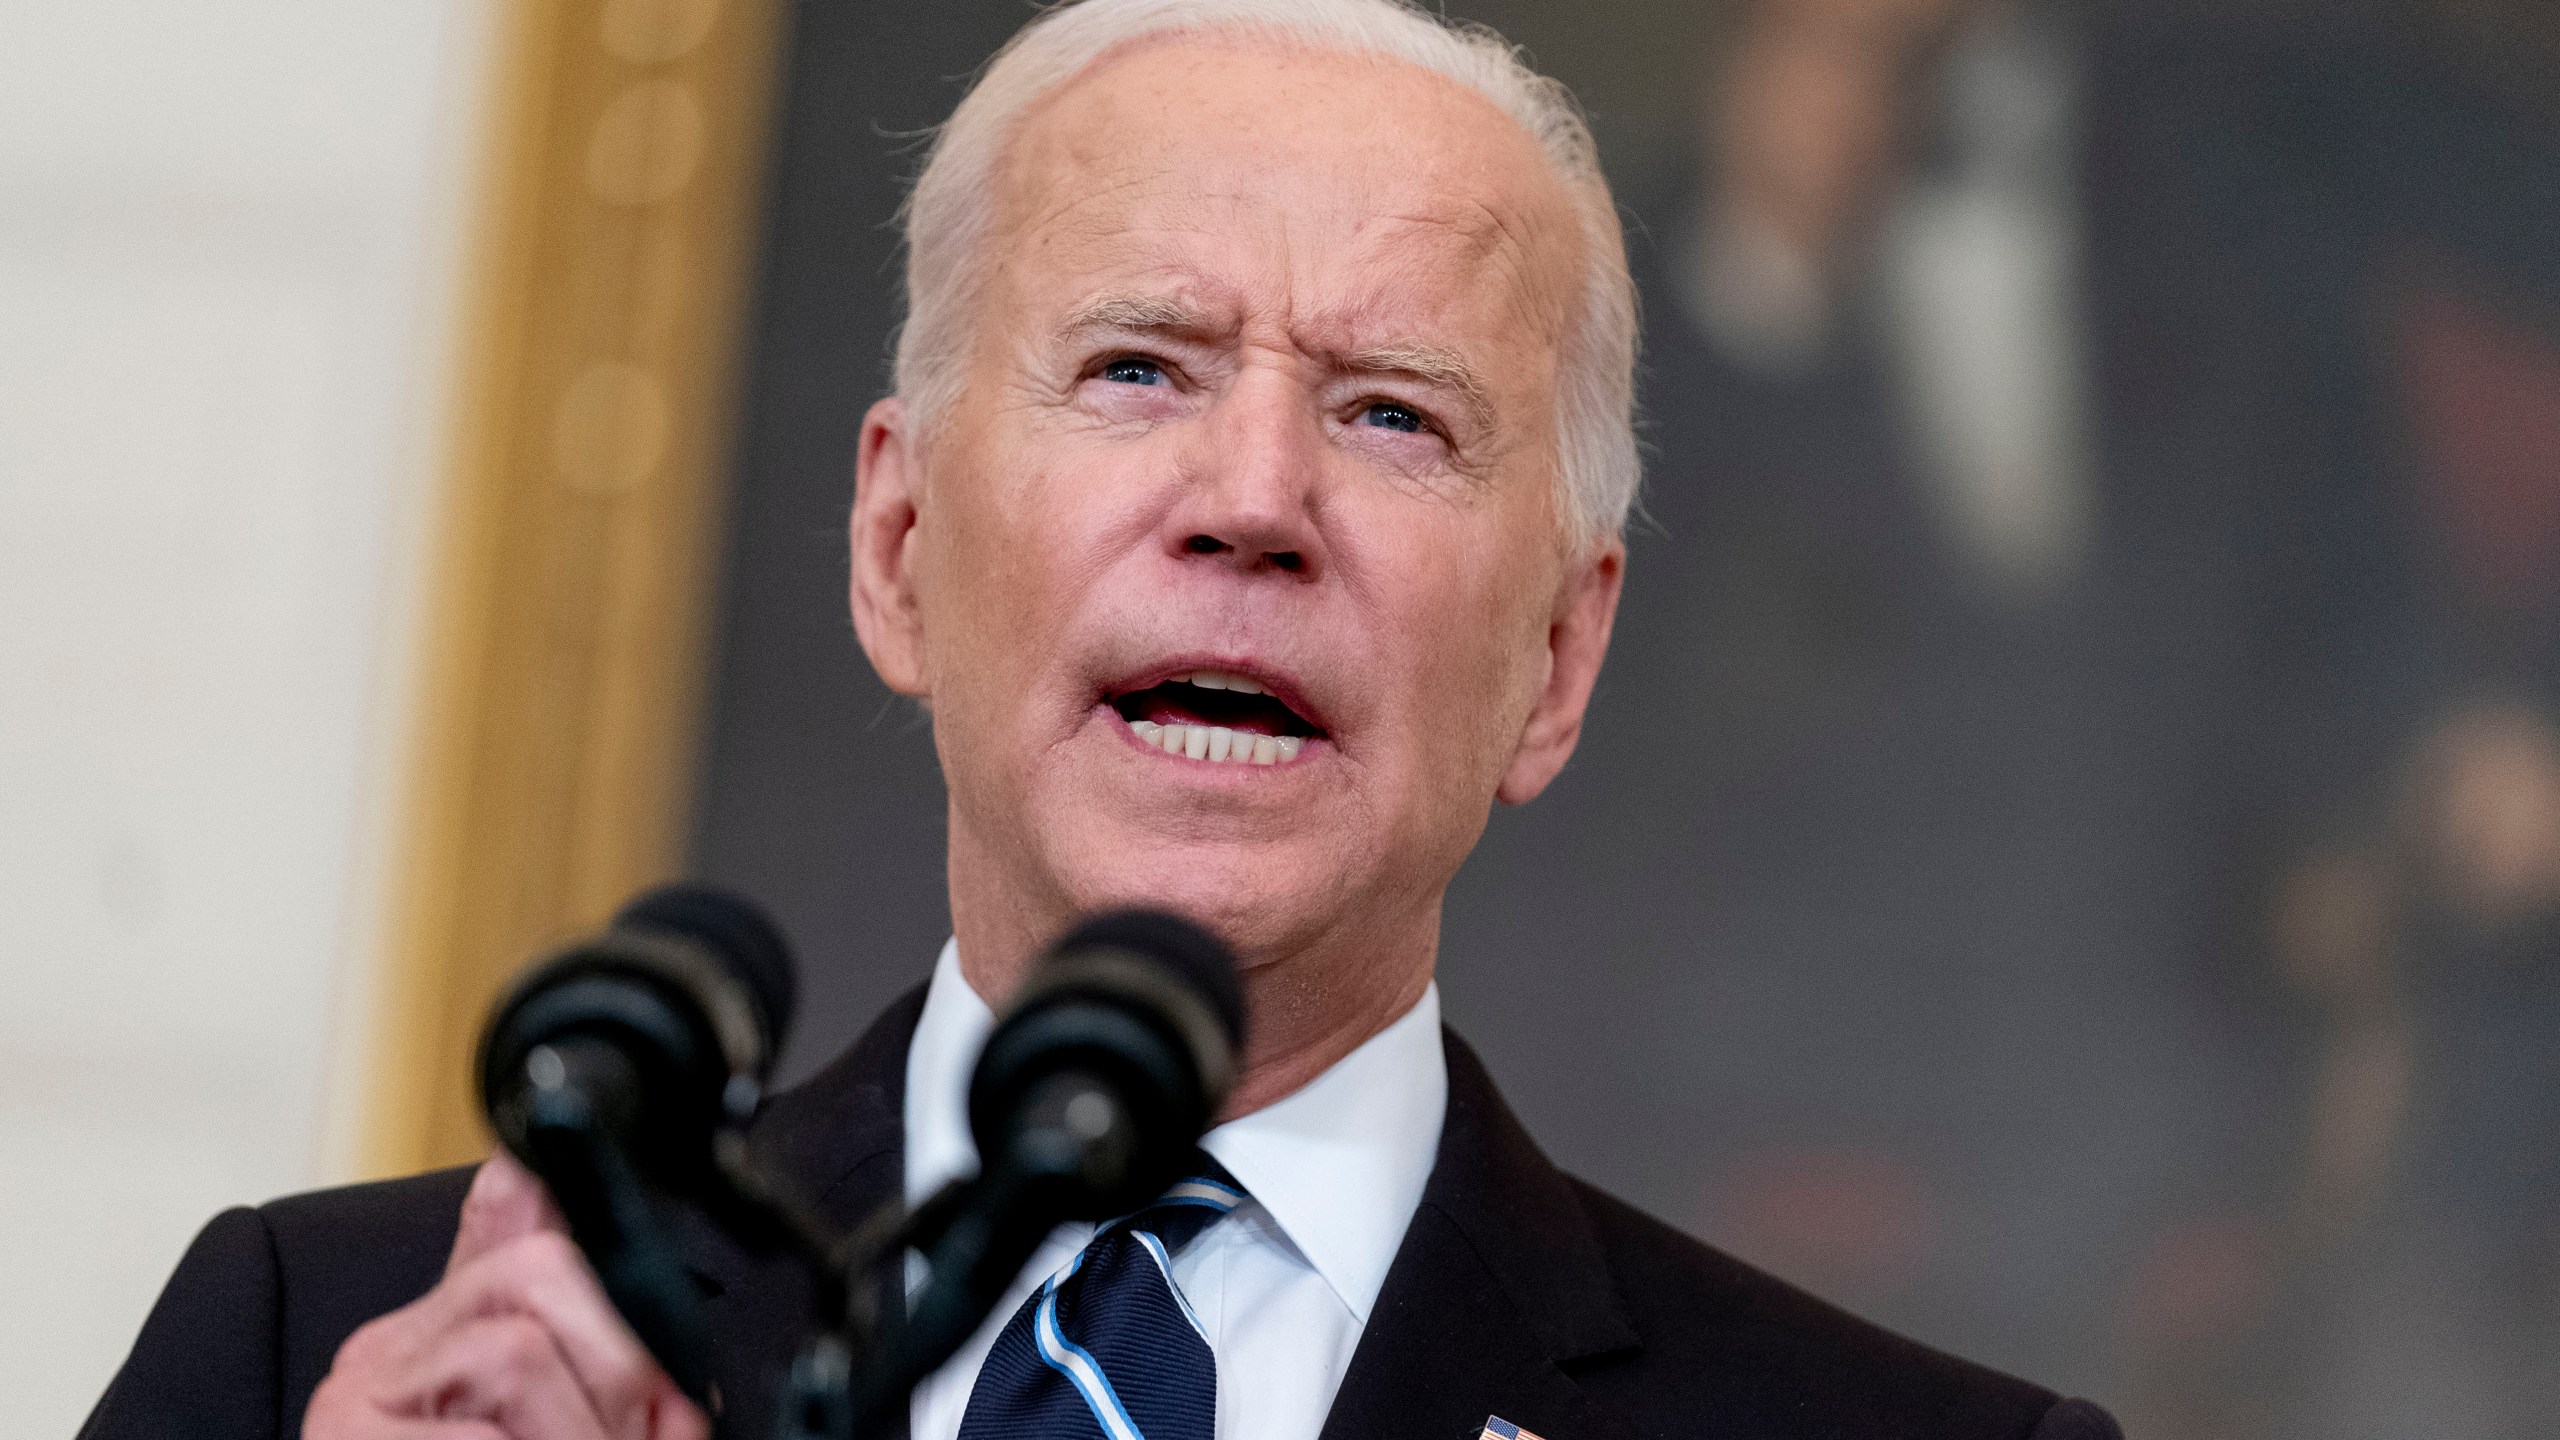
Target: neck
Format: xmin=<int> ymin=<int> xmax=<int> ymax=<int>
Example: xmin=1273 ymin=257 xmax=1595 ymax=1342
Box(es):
xmin=945 ymin=841 xmax=1440 ymax=1122
xmin=1213 ymin=920 xmax=1436 ymax=1119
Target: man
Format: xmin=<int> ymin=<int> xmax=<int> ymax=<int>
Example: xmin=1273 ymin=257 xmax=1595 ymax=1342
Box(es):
xmin=85 ymin=2 xmax=2119 ymax=1437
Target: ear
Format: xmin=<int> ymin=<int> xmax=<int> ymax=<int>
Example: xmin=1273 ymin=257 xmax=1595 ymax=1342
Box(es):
xmin=850 ymin=396 xmax=931 ymax=697
xmin=1495 ymin=541 xmax=1624 ymax=806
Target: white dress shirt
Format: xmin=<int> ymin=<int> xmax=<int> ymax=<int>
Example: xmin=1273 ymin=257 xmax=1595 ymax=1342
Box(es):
xmin=903 ymin=939 xmax=1447 ymax=1440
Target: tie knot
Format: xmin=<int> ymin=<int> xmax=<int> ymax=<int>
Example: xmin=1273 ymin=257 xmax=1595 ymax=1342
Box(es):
xmin=960 ymin=1166 xmax=1228 ymax=1440
xmin=1113 ymin=1162 xmax=1247 ymax=1257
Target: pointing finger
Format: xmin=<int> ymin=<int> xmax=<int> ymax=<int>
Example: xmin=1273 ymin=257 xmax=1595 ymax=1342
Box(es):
xmin=446 ymin=1151 xmax=565 ymax=1276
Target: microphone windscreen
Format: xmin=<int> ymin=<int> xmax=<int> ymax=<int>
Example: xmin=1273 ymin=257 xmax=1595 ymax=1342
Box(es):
xmin=613 ymin=883 xmax=799 ymax=1048
xmin=1049 ymin=908 xmax=1244 ymax=1050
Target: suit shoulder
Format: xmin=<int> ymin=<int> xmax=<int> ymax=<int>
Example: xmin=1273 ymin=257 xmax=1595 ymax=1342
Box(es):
xmin=81 ymin=1206 xmax=284 ymax=1440
xmin=254 ymin=1163 xmax=475 ymax=1265
xmin=1567 ymin=1179 xmax=2097 ymax=1440
xmin=84 ymin=1168 xmax=472 ymax=1440
xmin=261 ymin=1165 xmax=477 ymax=1427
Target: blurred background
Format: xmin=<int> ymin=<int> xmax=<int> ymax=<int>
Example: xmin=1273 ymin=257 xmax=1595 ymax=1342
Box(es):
xmin=8 ymin=0 xmax=2560 ymax=1435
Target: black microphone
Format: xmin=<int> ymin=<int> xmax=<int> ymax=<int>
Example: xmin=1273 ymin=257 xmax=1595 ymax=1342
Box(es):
xmin=834 ymin=908 xmax=1242 ymax=1430
xmin=481 ymin=883 xmax=796 ymax=1194
xmin=477 ymin=883 xmax=799 ymax=1405
xmin=968 ymin=907 xmax=1244 ymax=1216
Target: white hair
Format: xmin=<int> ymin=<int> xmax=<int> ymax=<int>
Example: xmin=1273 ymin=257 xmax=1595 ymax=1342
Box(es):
xmin=892 ymin=0 xmax=1640 ymax=549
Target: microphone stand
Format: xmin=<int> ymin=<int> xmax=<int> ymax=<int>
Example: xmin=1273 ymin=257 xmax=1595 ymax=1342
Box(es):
xmin=499 ymin=1037 xmax=900 ymax=1438
xmin=522 ymin=1082 xmax=719 ymax=1407
xmin=767 ymin=1070 xmax=1146 ymax=1440
xmin=505 ymin=1055 xmax=1055 ymax=1440
xmin=478 ymin=900 xmax=1235 ymax=1440
xmin=765 ymin=1171 xmax=1065 ymax=1440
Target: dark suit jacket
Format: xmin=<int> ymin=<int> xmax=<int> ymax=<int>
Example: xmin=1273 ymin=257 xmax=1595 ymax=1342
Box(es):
xmin=84 ymin=991 xmax=2118 ymax=1440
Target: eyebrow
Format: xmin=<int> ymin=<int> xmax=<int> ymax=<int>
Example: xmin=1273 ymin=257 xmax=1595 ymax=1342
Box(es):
xmin=1057 ymin=293 xmax=1209 ymax=339
xmin=1058 ymin=292 xmax=1497 ymax=430
xmin=1341 ymin=342 xmax=1495 ymax=431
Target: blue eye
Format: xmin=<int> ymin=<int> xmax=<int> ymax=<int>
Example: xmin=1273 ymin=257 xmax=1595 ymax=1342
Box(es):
xmin=1101 ymin=357 xmax=1167 ymax=386
xmin=1359 ymin=401 xmax=1427 ymax=434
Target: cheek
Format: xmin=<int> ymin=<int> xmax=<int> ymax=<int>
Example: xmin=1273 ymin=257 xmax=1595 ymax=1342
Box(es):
xmin=913 ymin=448 xmax=1070 ymax=722
xmin=921 ymin=422 xmax=1088 ymax=619
xmin=1377 ymin=523 xmax=1557 ymax=769
xmin=914 ymin=424 xmax=1155 ymax=720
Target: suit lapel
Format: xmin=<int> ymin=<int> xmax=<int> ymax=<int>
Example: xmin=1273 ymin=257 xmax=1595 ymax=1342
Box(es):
xmin=747 ymin=984 xmax=925 ymax=1231
xmin=684 ymin=991 xmax=1640 ymax=1440
xmin=1318 ymin=1032 xmax=1641 ymax=1440
xmin=690 ymin=985 xmax=925 ymax=1440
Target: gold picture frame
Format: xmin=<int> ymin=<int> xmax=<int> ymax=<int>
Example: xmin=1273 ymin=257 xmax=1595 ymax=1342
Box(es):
xmin=364 ymin=0 xmax=785 ymax=1177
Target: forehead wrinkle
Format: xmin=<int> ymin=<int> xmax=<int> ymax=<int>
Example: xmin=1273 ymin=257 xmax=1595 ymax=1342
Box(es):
xmin=1365 ymin=199 xmax=1518 ymax=257
xmin=1010 ymin=171 xmax=1172 ymax=266
xmin=1350 ymin=198 xmax=1575 ymax=345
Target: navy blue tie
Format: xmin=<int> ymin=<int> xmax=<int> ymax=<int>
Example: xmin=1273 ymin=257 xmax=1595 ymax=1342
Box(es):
xmin=956 ymin=1166 xmax=1245 ymax=1440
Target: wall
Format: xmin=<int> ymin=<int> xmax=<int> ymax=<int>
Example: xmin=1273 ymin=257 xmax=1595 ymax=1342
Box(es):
xmin=0 ymin=3 xmax=490 ymax=1430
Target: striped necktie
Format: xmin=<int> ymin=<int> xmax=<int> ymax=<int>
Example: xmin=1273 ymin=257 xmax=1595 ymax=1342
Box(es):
xmin=956 ymin=1166 xmax=1246 ymax=1440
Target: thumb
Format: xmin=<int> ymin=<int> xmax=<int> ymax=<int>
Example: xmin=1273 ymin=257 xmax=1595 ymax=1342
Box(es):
xmin=446 ymin=1150 xmax=566 ymax=1275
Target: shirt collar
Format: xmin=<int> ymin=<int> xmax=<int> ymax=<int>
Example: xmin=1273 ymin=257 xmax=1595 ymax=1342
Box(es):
xmin=901 ymin=937 xmax=1446 ymax=1324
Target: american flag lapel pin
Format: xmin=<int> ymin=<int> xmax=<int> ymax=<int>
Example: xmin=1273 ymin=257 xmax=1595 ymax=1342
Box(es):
xmin=1480 ymin=1417 xmax=1549 ymax=1440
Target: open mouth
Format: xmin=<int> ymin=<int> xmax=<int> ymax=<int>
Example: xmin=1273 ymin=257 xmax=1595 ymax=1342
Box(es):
xmin=1109 ymin=668 xmax=1322 ymax=767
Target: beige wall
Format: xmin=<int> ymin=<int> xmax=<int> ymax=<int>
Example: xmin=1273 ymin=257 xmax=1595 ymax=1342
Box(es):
xmin=0 ymin=3 xmax=492 ymax=1430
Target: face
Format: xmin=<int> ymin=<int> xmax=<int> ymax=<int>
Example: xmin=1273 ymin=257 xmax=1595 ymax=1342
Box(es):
xmin=853 ymin=37 xmax=1623 ymax=1011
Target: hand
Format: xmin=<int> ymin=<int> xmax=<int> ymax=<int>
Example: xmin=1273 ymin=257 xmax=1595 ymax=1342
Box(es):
xmin=303 ymin=1153 xmax=710 ymax=1440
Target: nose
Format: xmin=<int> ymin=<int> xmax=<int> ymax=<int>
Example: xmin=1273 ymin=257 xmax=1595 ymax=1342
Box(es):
xmin=1162 ymin=370 xmax=1328 ymax=580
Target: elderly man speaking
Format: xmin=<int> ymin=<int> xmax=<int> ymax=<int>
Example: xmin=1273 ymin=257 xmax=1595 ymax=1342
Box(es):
xmin=86 ymin=2 xmax=2118 ymax=1438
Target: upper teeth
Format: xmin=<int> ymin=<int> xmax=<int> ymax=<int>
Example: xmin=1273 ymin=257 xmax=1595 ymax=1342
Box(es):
xmin=1129 ymin=720 xmax=1303 ymax=766
xmin=1179 ymin=670 xmax=1265 ymax=695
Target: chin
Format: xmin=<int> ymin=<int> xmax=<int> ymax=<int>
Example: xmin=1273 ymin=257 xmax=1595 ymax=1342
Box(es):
xmin=1055 ymin=834 xmax=1334 ymax=961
